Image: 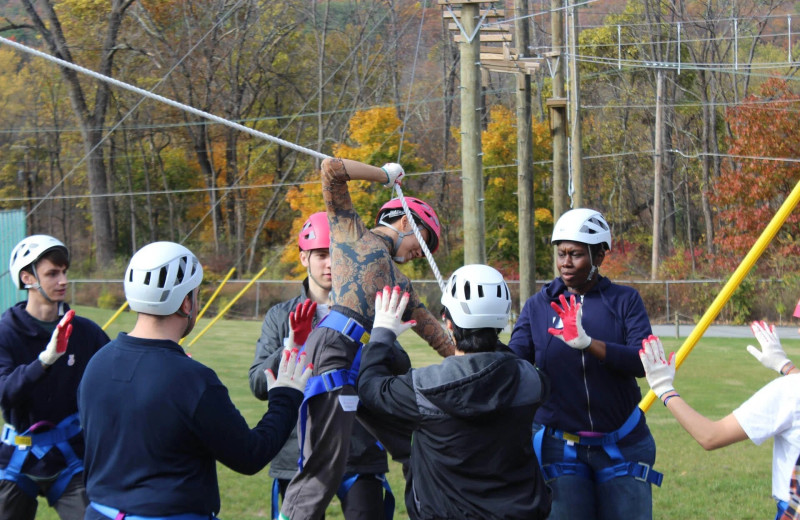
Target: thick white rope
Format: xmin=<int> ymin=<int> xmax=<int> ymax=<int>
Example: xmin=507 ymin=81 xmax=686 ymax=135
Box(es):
xmin=0 ymin=36 xmax=329 ymax=162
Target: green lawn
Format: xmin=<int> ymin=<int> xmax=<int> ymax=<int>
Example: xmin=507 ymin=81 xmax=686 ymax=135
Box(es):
xmin=24 ymin=305 xmax=796 ymax=519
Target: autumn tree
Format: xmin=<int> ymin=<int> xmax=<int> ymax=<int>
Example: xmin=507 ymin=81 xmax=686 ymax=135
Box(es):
xmin=480 ymin=105 xmax=553 ymax=277
xmin=712 ymin=78 xmax=800 ymax=273
xmin=14 ymin=0 xmax=136 ymax=267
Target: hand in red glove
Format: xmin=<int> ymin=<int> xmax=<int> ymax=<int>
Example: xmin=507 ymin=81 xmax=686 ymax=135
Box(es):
xmin=39 ymin=310 xmax=75 ymax=367
xmin=288 ymin=299 xmax=317 ymax=348
xmin=547 ymin=294 xmax=591 ymax=350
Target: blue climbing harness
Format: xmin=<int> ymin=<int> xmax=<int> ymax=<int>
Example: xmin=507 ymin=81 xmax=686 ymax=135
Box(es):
xmin=293 ymin=310 xmax=394 ymax=519
xmin=337 ymin=472 xmax=395 ymax=520
xmin=532 ymin=407 xmax=663 ymax=487
xmin=297 ymin=310 xmax=369 ymax=472
xmin=0 ymin=412 xmax=84 ymax=505
xmin=91 ymin=501 xmax=216 ymax=520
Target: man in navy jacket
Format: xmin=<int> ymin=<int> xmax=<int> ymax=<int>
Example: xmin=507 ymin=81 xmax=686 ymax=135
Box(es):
xmin=0 ymin=235 xmax=109 ymax=520
xmin=78 ymin=241 xmax=311 ymax=520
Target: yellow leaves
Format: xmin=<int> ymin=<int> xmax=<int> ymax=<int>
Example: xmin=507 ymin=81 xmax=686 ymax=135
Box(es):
xmin=534 ymin=207 xmax=553 ymax=227
xmin=338 ymin=106 xmax=402 ymax=157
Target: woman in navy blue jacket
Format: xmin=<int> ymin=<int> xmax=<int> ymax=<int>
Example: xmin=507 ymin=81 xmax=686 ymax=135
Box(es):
xmin=508 ymin=208 xmax=661 ymax=520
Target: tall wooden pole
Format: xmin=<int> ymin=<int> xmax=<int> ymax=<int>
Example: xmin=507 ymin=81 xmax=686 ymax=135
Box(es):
xmin=651 ymin=70 xmax=664 ymax=280
xmin=460 ymin=2 xmax=486 ymax=264
xmin=550 ymin=0 xmax=567 ymax=276
xmin=515 ymin=0 xmax=536 ymax=305
xmin=569 ymin=4 xmax=583 ymax=207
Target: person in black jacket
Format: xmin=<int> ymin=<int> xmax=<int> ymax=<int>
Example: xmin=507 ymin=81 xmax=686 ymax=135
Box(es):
xmin=78 ymin=241 xmax=311 ymax=520
xmin=0 ymin=235 xmax=109 ymax=520
xmin=357 ymin=265 xmax=552 ymax=520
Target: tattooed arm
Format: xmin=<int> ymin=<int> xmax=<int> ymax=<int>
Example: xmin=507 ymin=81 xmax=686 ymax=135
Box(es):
xmin=410 ymin=306 xmax=455 ymax=358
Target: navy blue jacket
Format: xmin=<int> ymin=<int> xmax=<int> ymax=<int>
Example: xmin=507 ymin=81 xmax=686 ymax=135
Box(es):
xmin=78 ymin=333 xmax=303 ymax=518
xmin=358 ymin=328 xmax=551 ymax=520
xmin=508 ymin=276 xmax=652 ymax=441
xmin=0 ymin=302 xmax=109 ymax=476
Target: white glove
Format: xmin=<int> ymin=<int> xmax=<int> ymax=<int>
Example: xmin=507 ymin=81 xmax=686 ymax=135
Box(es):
xmin=747 ymin=321 xmax=792 ymax=374
xmin=266 ymin=347 xmax=313 ymax=393
xmin=380 ymin=163 xmax=405 ymax=188
xmin=39 ymin=310 xmax=75 ymax=367
xmin=372 ymin=285 xmax=415 ymax=337
xmin=639 ymin=335 xmax=676 ymax=398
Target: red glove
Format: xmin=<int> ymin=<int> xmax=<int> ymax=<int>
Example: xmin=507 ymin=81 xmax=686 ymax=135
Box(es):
xmin=547 ymin=294 xmax=591 ymax=350
xmin=288 ymin=299 xmax=317 ymax=347
xmin=39 ymin=310 xmax=74 ymax=366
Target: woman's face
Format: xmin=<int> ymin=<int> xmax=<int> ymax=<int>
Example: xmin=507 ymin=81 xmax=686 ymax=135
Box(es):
xmin=556 ymin=240 xmax=603 ymax=294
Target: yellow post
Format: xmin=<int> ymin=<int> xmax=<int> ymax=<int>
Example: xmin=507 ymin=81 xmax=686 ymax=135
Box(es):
xmin=186 ymin=266 xmax=267 ymax=348
xmin=102 ymin=302 xmax=129 ymax=331
xmin=179 ymin=267 xmax=236 ymax=345
xmin=640 ymin=178 xmax=800 ymax=412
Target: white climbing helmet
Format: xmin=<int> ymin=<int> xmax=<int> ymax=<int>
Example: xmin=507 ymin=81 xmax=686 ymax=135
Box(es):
xmin=551 ymin=208 xmax=612 ymax=251
xmin=441 ymin=264 xmax=511 ymax=329
xmin=9 ymin=235 xmax=69 ymax=290
xmin=124 ymin=242 xmax=203 ymax=316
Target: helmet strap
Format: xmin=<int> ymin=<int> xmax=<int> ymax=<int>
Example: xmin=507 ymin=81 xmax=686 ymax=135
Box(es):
xmin=177 ymin=292 xmax=195 ymax=338
xmin=24 ymin=262 xmax=56 ymax=304
xmin=377 ymin=218 xmax=411 ymax=262
xmin=586 ymin=247 xmax=598 ymax=283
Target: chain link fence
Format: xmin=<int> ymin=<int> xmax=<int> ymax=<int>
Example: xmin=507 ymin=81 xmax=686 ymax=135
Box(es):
xmin=67 ymin=277 xmax=797 ymax=326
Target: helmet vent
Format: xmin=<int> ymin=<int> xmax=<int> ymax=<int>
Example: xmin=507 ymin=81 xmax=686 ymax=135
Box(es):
xmin=143 ymin=272 xmax=151 ymax=286
xmin=463 ymin=281 xmax=471 ymax=300
xmin=176 ymin=257 xmax=187 ymax=284
xmin=157 ymin=266 xmax=168 ymax=288
xmin=477 ymin=285 xmax=484 ymax=298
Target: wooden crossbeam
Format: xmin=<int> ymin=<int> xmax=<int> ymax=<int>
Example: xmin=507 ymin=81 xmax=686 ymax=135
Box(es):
xmin=449 ymin=22 xmax=511 ymax=32
xmin=442 ymin=9 xmax=506 ymax=18
xmin=454 ymin=33 xmax=512 ymax=43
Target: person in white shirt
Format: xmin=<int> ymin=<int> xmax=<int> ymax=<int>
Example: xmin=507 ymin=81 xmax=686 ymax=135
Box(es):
xmin=640 ymin=313 xmax=800 ymax=520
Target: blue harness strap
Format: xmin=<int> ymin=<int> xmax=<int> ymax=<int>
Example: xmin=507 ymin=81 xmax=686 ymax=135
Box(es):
xmin=336 ymin=473 xmax=395 ymax=520
xmin=297 ymin=311 xmax=368 ymax=472
xmin=776 ymin=499 xmax=789 ymax=520
xmin=532 ymin=408 xmax=663 ymax=487
xmin=91 ymin=502 xmax=215 ymax=520
xmin=271 ymin=478 xmax=281 ymax=520
xmin=0 ymin=412 xmax=85 ymax=504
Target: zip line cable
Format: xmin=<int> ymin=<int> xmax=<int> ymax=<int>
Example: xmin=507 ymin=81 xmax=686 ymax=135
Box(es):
xmin=1 ymin=37 xmax=328 ymax=161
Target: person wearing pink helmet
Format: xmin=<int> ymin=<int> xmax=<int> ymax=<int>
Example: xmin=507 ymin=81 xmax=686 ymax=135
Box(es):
xmin=249 ymin=212 xmax=333 ymax=517
xmin=279 ymin=158 xmax=454 ymax=520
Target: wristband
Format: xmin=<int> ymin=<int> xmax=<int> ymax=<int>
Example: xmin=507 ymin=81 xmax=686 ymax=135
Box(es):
xmin=663 ymin=393 xmax=680 ymax=406
xmin=381 ymin=166 xmax=391 ymax=186
xmin=781 ymin=362 xmax=796 ymax=376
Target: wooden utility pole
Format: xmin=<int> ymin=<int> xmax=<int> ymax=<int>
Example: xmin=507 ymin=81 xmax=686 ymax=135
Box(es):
xmin=457 ymin=1 xmax=486 ymax=264
xmin=569 ymin=4 xmax=583 ymax=207
xmin=651 ymin=70 xmax=664 ymax=280
xmin=443 ymin=1 xmax=541 ymax=270
xmin=514 ymin=0 xmax=536 ymax=304
xmin=547 ymin=0 xmax=568 ymax=276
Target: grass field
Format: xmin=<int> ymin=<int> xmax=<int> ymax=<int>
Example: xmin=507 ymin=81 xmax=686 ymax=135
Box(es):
xmin=23 ymin=305 xmax=798 ymax=519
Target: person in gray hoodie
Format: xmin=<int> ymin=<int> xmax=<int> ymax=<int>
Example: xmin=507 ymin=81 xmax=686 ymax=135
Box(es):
xmin=357 ymin=266 xmax=552 ymax=520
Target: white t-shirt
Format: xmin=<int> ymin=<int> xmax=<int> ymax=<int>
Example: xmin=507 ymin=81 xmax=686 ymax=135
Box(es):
xmin=733 ymin=373 xmax=800 ymax=502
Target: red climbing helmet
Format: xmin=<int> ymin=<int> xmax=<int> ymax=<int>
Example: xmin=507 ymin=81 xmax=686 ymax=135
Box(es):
xmin=298 ymin=212 xmax=330 ymax=251
xmin=376 ymin=197 xmax=441 ymax=253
